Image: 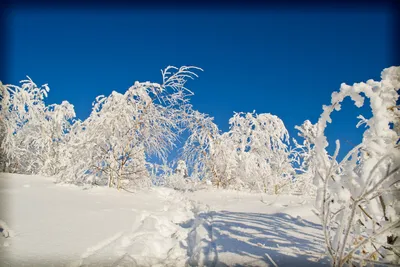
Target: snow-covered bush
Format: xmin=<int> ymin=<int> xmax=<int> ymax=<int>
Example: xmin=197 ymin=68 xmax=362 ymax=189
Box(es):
xmin=290 ymin=120 xmax=318 ymax=195
xmin=311 ymin=66 xmax=400 ymax=266
xmin=163 ymin=172 xmax=201 ymax=192
xmin=184 ymin=111 xmax=295 ymax=193
xmin=0 ymin=78 xmax=75 ymax=175
xmin=175 ymin=160 xmax=189 ymax=178
xmin=149 ymin=160 xmax=201 ymax=192
xmin=57 ymin=66 xmax=202 ymax=189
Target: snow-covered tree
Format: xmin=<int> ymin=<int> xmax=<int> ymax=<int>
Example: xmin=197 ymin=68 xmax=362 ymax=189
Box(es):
xmin=0 ymin=81 xmax=9 ymax=172
xmin=290 ymin=120 xmax=318 ymax=195
xmin=182 ymin=110 xmax=221 ymax=182
xmin=41 ymin=101 xmax=76 ymax=175
xmin=57 ymin=66 xmax=202 ymax=189
xmin=183 ymin=111 xmax=295 ymax=193
xmin=310 ymin=66 xmax=400 ymax=266
xmin=0 ymin=78 xmax=75 ymax=175
xmin=227 ymin=112 xmax=294 ymax=193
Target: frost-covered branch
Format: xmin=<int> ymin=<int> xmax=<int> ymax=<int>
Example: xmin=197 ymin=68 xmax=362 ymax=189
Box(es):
xmin=309 ymin=66 xmax=400 ymax=266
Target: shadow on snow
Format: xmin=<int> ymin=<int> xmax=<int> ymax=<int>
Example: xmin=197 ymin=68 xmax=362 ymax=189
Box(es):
xmin=188 ymin=211 xmax=329 ymax=267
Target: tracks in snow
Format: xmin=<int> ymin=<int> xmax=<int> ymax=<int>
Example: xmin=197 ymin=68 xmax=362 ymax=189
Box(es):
xmin=70 ymin=188 xmax=217 ymax=267
xmin=187 ymin=206 xmax=218 ymax=267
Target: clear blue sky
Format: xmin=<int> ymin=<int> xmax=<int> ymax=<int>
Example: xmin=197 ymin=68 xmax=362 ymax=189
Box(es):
xmin=5 ymin=7 xmax=397 ymax=159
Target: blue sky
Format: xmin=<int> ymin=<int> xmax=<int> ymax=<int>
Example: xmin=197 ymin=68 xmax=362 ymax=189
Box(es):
xmin=5 ymin=7 xmax=396 ymax=160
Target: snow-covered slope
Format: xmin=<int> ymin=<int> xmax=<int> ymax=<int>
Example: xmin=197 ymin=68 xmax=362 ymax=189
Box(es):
xmin=0 ymin=173 xmax=195 ymax=266
xmin=0 ymin=173 xmax=328 ymax=266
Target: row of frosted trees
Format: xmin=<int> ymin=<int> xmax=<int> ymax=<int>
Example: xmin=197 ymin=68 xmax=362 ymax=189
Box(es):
xmin=1 ymin=67 xmax=201 ymax=189
xmin=1 ymin=65 xmax=399 ymax=266
xmin=0 ymin=66 xmax=311 ymax=193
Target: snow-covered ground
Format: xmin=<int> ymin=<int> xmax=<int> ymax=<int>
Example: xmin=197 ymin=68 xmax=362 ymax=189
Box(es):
xmin=0 ymin=173 xmax=328 ymax=266
xmin=186 ymin=190 xmax=328 ymax=266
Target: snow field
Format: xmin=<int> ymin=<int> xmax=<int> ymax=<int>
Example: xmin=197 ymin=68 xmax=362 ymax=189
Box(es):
xmin=0 ymin=173 xmax=329 ymax=266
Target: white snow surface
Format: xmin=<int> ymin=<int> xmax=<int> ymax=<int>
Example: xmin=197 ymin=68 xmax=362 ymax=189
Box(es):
xmin=0 ymin=173 xmax=328 ymax=266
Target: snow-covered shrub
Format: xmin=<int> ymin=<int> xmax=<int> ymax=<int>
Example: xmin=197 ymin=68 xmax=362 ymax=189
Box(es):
xmin=175 ymin=160 xmax=188 ymax=178
xmin=0 ymin=78 xmax=75 ymax=175
xmin=311 ymin=66 xmax=400 ymax=266
xmin=168 ymin=160 xmax=203 ymax=191
xmin=183 ymin=111 xmax=295 ymax=193
xmin=163 ymin=173 xmax=198 ymax=192
xmin=149 ymin=160 xmax=201 ymax=192
xmin=290 ymin=120 xmax=318 ymax=195
xmin=57 ymin=66 xmax=201 ymax=189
